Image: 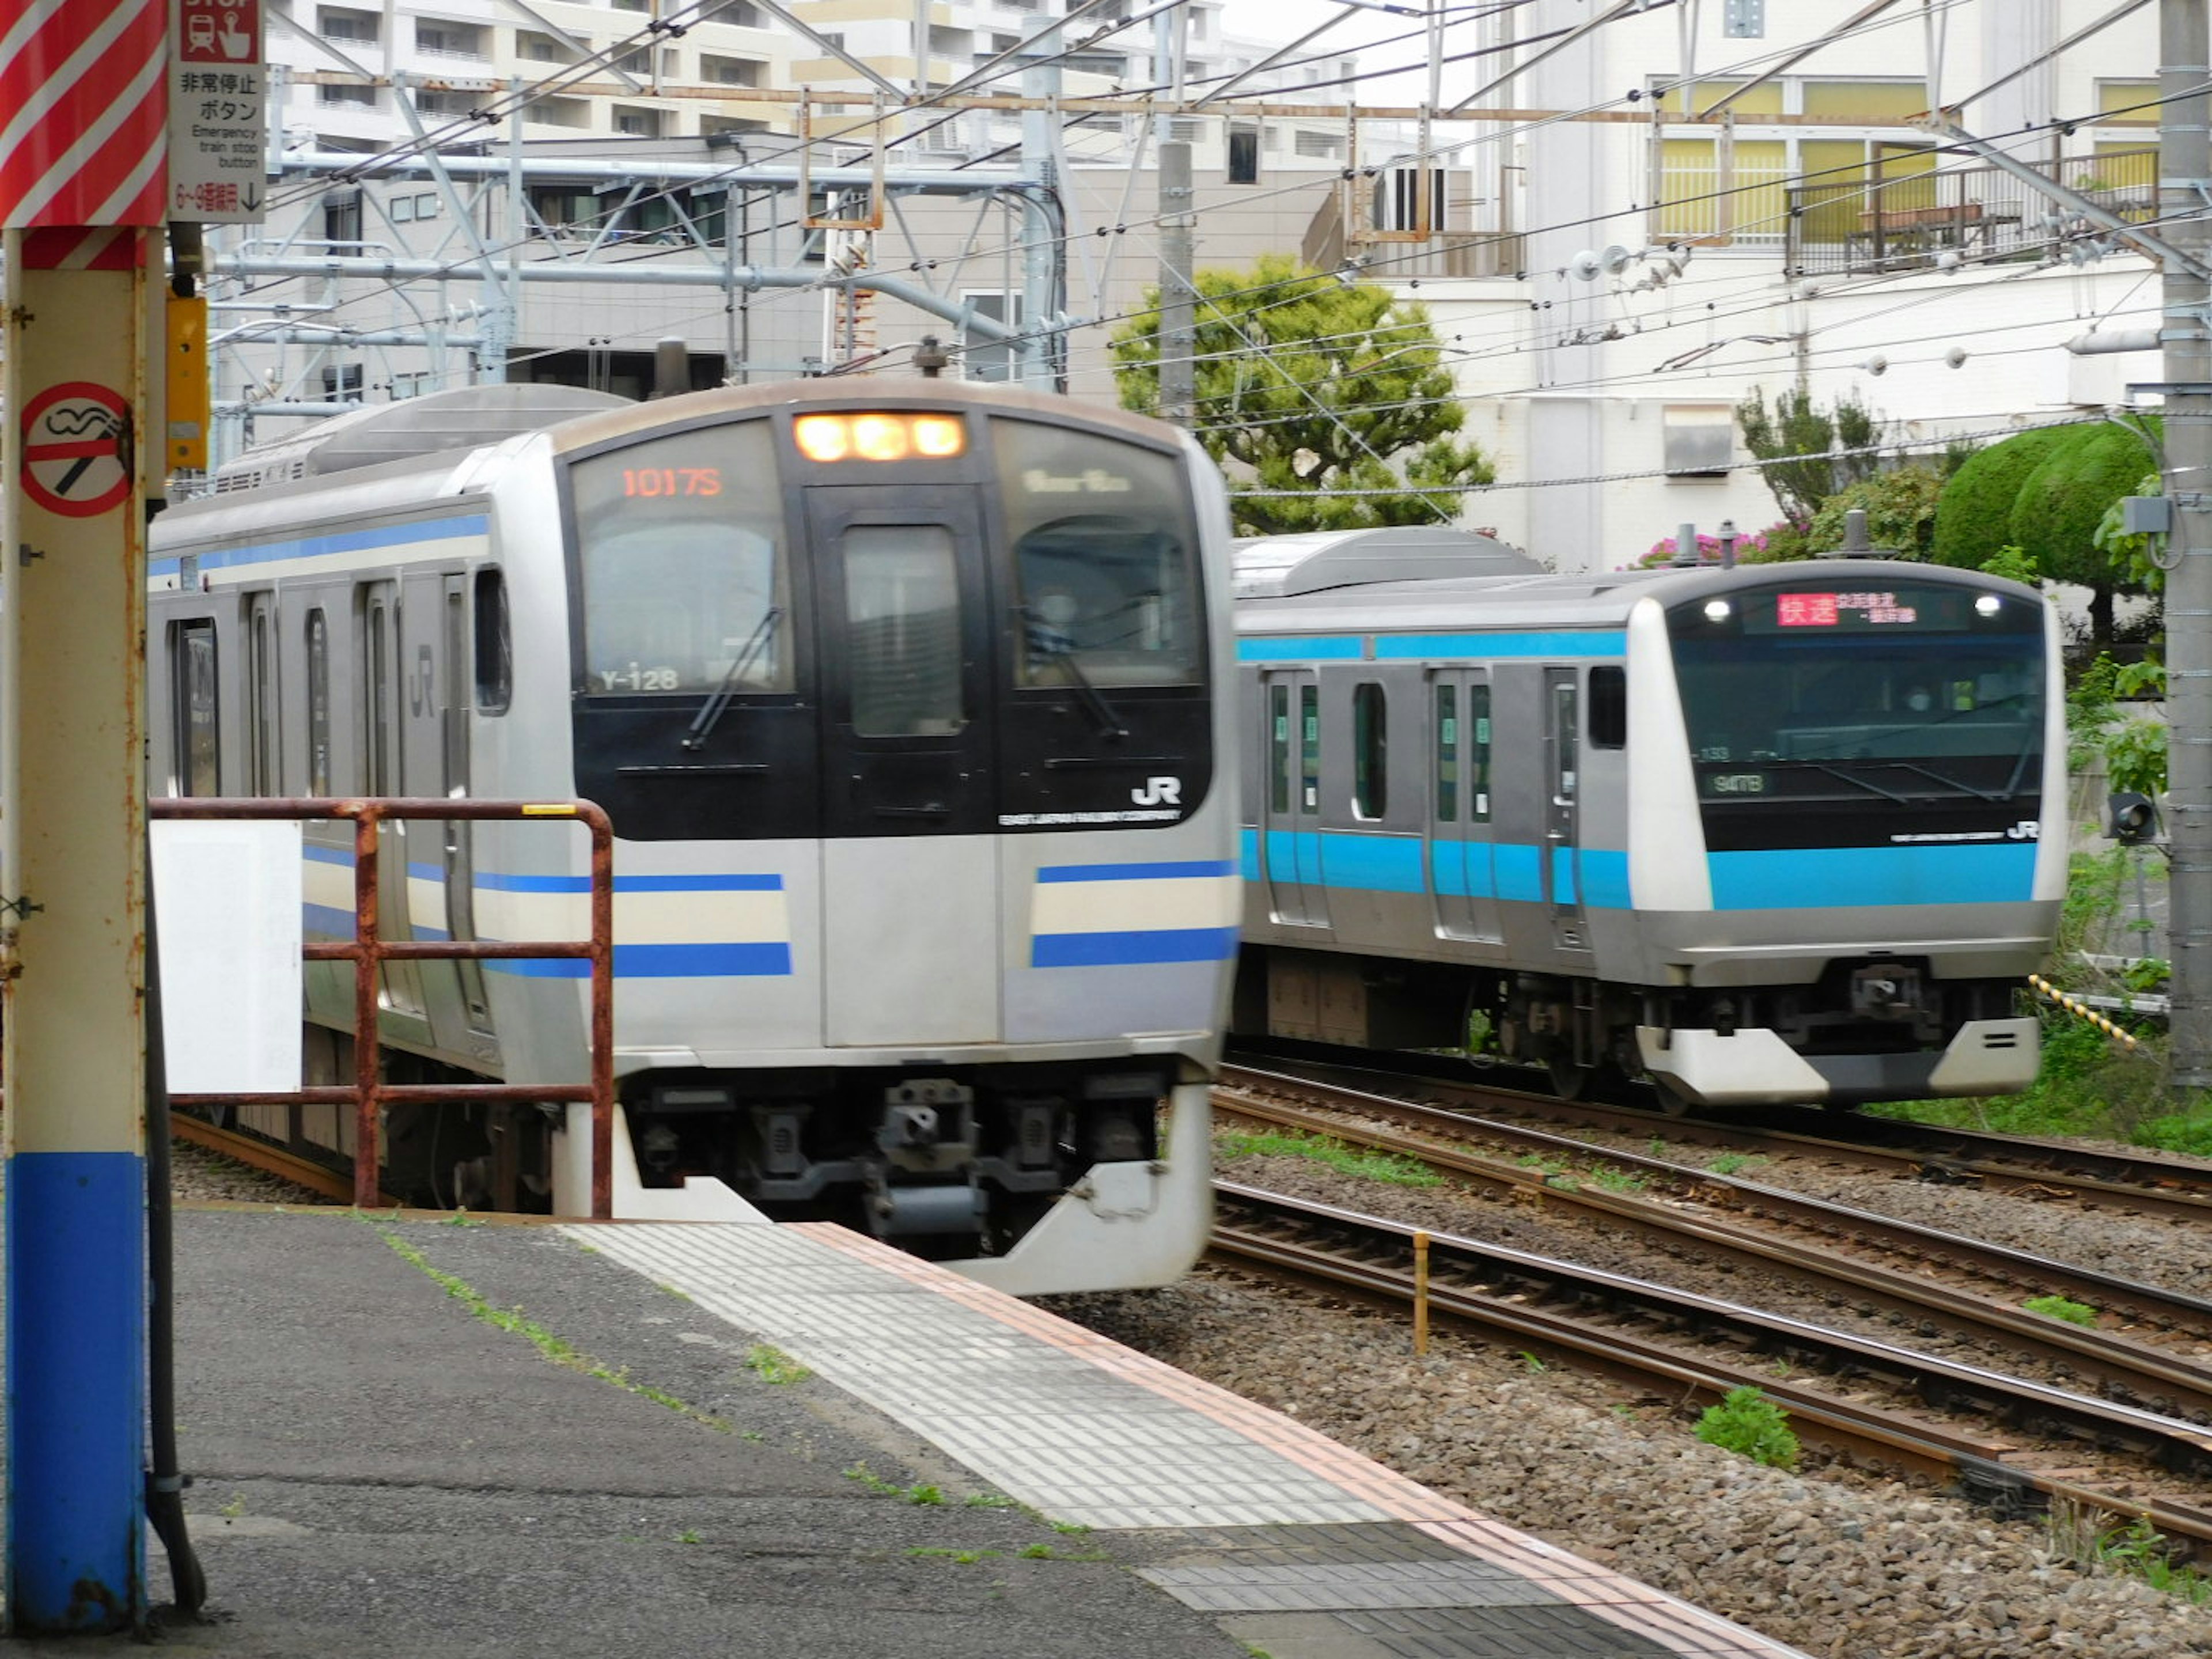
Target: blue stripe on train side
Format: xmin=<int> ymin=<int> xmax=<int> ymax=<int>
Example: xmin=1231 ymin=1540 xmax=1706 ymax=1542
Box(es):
xmin=149 ymin=514 xmax=490 ymax=580
xmin=1037 ymin=859 xmax=1237 ymax=882
xmin=495 ymin=942 xmax=795 ymax=978
xmin=1707 ymin=843 xmax=2037 ymax=910
xmin=1032 ymin=927 xmax=1240 ymax=968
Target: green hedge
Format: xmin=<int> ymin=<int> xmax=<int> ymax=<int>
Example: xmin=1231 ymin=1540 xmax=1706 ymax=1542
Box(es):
xmin=1929 ymin=424 xmax=2074 ymax=569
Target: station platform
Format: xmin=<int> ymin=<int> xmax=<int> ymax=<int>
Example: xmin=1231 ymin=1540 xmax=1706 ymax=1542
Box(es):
xmin=14 ymin=1208 xmax=1812 ymax=1657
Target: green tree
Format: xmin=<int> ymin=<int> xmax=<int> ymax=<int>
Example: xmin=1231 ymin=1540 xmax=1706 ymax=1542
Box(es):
xmin=1736 ymin=385 xmax=1884 ymax=529
xmin=1110 ymin=255 xmax=1493 ymax=535
xmin=1932 ymin=421 xmax=2157 ymax=646
xmin=1805 ymin=464 xmax=1945 ymax=557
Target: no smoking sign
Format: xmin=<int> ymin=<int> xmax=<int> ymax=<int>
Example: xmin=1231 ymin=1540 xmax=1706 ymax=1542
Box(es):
xmin=20 ymin=382 xmax=132 ymax=518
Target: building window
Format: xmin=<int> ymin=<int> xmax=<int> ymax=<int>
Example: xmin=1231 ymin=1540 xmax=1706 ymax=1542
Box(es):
xmin=318 ymin=6 xmax=377 ymax=43
xmin=515 ymin=30 xmax=570 ymax=62
xmin=319 ymin=81 xmax=376 ymax=109
xmin=322 ymin=364 xmax=365 ymax=404
xmin=1663 ymin=404 xmax=1732 ymax=478
xmin=1294 ymin=129 xmax=1344 ymax=160
xmin=701 ymin=54 xmax=760 ymax=86
xmin=704 ymin=0 xmax=762 ymax=23
xmin=413 ymin=20 xmax=483 ymax=56
xmin=1228 ymin=122 xmax=1259 ymax=184
xmin=613 ymin=106 xmax=666 ymax=138
xmin=1353 ymin=682 xmax=1387 ymax=820
xmin=524 ymin=98 xmax=589 ymax=130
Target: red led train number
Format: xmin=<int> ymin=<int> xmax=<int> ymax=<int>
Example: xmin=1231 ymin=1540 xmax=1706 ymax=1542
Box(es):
xmin=622 ymin=467 xmax=722 ymax=498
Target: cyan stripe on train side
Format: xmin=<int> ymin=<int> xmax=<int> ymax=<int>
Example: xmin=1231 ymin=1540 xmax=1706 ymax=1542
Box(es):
xmin=149 ymin=514 xmax=490 ymax=580
xmin=1371 ymin=630 xmax=1627 ymax=660
xmin=1236 ymin=630 xmax=1630 ymax=664
xmin=1249 ymin=831 xmax=1624 ymax=907
xmin=1032 ymin=927 xmax=1240 ymax=968
xmin=1708 ymin=843 xmax=2039 ymax=910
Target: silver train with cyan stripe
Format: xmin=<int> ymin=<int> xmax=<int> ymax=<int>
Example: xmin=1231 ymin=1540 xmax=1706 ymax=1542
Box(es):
xmin=148 ymin=378 xmax=1238 ymax=1294
xmin=1229 ymin=529 xmax=2066 ymax=1109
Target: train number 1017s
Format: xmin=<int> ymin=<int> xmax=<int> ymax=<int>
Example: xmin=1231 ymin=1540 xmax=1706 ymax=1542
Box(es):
xmin=622 ymin=467 xmax=722 ymax=498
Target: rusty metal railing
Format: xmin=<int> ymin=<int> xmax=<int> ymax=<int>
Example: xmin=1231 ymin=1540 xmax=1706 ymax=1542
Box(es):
xmin=149 ymin=797 xmax=616 ymax=1217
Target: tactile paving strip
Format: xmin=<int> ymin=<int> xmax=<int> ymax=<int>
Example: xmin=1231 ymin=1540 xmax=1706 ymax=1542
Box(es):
xmin=570 ymin=1221 xmax=1812 ymax=1659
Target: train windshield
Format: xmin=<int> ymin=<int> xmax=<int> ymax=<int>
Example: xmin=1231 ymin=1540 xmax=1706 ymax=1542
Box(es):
xmin=993 ymin=420 xmax=1203 ymax=689
xmin=570 ymin=421 xmax=793 ymax=695
xmin=1668 ymin=581 xmax=2044 ymax=804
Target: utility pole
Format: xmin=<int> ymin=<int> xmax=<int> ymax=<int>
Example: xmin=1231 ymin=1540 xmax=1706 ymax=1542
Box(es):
xmin=2159 ymin=0 xmax=2212 ymax=1089
xmin=1158 ymin=140 xmax=1196 ymax=425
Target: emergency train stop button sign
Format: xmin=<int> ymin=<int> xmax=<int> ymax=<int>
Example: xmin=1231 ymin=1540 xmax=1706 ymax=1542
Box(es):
xmin=19 ymin=382 xmax=132 ymax=519
xmin=171 ymin=0 xmax=268 ymax=223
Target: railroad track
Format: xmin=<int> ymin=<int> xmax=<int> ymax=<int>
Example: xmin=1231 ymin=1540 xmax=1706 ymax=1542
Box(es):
xmin=1209 ymin=1181 xmax=2212 ymax=1562
xmin=169 ymin=1112 xmax=395 ymax=1208
xmin=1218 ymin=1067 xmax=2212 ymax=1413
xmin=1226 ymin=1050 xmax=2212 ymax=1225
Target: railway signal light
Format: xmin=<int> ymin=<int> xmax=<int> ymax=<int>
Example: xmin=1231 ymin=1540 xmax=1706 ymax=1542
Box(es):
xmin=2108 ymin=791 xmax=2160 ymax=845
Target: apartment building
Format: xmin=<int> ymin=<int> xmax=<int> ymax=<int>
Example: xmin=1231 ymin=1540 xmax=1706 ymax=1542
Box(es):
xmin=1383 ymin=0 xmax=2170 ymax=569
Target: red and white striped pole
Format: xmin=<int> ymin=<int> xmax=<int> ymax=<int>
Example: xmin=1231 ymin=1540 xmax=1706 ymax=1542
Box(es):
xmin=0 ymin=0 xmax=168 ymax=1633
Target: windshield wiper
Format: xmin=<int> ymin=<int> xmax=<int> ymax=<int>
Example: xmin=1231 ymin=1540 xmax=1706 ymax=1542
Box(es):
xmin=1766 ymin=759 xmax=1910 ymax=804
xmin=680 ymin=606 xmax=783 ymax=752
xmin=1022 ymin=606 xmax=1127 ymax=742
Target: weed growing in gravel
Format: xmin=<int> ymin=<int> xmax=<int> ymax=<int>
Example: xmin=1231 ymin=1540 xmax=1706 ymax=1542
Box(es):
xmin=2025 ymin=1294 xmax=2099 ymax=1327
xmin=910 ymin=1547 xmax=1001 ymax=1564
xmin=1694 ymin=1386 xmax=1800 ymax=1470
xmin=1706 ymin=1153 xmax=1763 ymax=1177
xmin=675 ymin=1530 xmax=701 ymax=1544
xmin=1646 ymin=1138 xmax=1668 ymax=1158
xmin=745 ymin=1344 xmax=812 ymax=1384
xmin=964 ymin=1493 xmax=1016 ymax=1509
xmin=1588 ymin=1166 xmax=1645 ymax=1193
xmin=2047 ymin=1502 xmax=2212 ymax=1604
xmin=440 ymin=1209 xmax=485 ymax=1228
xmin=1214 ymin=1128 xmax=1440 ymax=1187
xmin=1517 ymin=1352 xmax=1548 ymax=1374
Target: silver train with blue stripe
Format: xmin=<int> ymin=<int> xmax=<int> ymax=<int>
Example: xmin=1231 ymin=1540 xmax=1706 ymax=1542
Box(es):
xmin=147 ymin=378 xmax=1238 ymax=1294
xmin=1229 ymin=529 xmax=2065 ymax=1109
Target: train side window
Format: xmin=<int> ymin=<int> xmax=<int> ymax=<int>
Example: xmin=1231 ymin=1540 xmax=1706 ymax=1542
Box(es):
xmin=173 ymin=620 xmax=220 ymax=796
xmin=363 ymin=596 xmax=396 ymax=794
xmin=306 ymin=609 xmax=332 ymax=794
xmin=1269 ymin=684 xmax=1291 ymax=814
xmin=1470 ymin=684 xmax=1492 ymax=823
xmin=1589 ymin=665 xmax=1627 ymax=749
xmin=473 ymin=567 xmax=512 ymax=714
xmin=1434 ymin=683 xmax=1457 ymax=821
xmin=1353 ymin=681 xmax=1387 ymax=820
xmin=247 ymin=598 xmax=278 ymax=794
xmin=1299 ymin=684 xmax=1320 ymax=812
xmin=842 ymin=525 xmax=965 ymax=737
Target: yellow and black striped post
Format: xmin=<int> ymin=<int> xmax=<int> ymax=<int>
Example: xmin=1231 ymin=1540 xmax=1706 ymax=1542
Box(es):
xmin=2027 ymin=974 xmax=2142 ymax=1051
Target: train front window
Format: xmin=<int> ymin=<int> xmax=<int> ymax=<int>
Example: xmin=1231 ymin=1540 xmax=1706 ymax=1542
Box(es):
xmin=993 ymin=420 xmax=1202 ymax=689
xmin=840 ymin=525 xmax=966 ymax=737
xmin=1668 ymin=582 xmax=2044 ymax=804
xmin=570 ymin=422 xmax=792 ymax=695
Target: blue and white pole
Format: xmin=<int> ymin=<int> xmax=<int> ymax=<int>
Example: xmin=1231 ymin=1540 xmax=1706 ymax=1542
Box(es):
xmin=0 ymin=223 xmax=154 ymax=1633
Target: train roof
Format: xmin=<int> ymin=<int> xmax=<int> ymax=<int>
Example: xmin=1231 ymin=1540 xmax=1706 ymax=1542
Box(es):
xmin=206 ymin=384 xmax=634 ymax=493
xmin=1231 ymin=526 xmax=1542 ymax=597
xmin=1236 ymin=546 xmax=2036 ymax=634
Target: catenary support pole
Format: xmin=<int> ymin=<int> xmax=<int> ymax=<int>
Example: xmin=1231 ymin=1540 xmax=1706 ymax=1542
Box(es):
xmin=1158 ymin=140 xmax=1196 ymax=426
xmin=2161 ymin=0 xmax=2212 ymax=1088
xmin=0 ymin=220 xmax=154 ymax=1631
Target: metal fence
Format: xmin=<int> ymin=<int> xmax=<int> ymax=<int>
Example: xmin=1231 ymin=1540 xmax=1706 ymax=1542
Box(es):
xmin=150 ymin=797 xmax=616 ymax=1216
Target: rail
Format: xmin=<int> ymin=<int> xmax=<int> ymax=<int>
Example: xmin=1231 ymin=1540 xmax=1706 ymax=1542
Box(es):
xmin=149 ymin=797 xmax=616 ymax=1217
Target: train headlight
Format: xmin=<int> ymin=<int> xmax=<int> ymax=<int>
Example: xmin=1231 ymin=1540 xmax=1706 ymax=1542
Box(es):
xmin=794 ymin=415 xmax=851 ymax=462
xmin=1975 ymin=594 xmax=2002 ymax=617
xmin=852 ymin=414 xmax=910 ymax=461
xmin=794 ymin=412 xmax=968 ymax=463
xmin=912 ymin=415 xmax=965 ymax=457
xmin=1703 ymin=600 xmax=1732 ymax=622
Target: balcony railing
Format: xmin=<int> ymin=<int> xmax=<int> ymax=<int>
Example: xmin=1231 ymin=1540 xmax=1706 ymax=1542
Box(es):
xmin=1785 ymin=148 xmax=2156 ymax=278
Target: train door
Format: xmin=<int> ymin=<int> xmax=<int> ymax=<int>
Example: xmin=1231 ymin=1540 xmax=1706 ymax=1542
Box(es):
xmin=1430 ymin=671 xmax=1501 ymax=942
xmin=243 ymin=590 xmax=281 ymax=794
xmin=1543 ymin=667 xmax=1588 ymax=952
xmin=361 ymin=579 xmax=430 ymax=1029
xmin=1257 ymin=669 xmax=1329 ymax=926
xmin=442 ymin=575 xmax=493 ymax=1037
xmin=806 ymin=485 xmax=1000 ymax=1046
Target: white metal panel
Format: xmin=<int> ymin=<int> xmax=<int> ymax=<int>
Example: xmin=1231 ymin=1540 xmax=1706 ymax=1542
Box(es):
xmin=151 ymin=819 xmax=304 ymax=1092
xmin=823 ymin=835 xmax=999 ymax=1045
